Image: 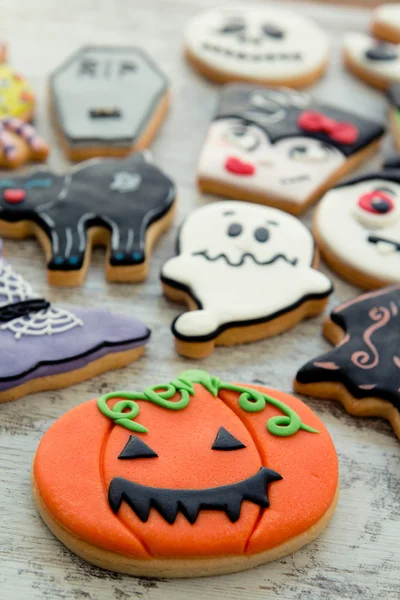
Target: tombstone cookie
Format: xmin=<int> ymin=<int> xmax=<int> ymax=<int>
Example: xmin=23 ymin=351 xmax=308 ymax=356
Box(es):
xmin=0 ymin=117 xmax=49 ymax=169
xmin=184 ymin=7 xmax=329 ymax=88
xmin=50 ymin=46 xmax=169 ymax=161
xmin=343 ymin=33 xmax=400 ymax=90
xmin=0 ymin=242 xmax=150 ymax=402
xmin=371 ymin=4 xmax=400 ymax=44
xmin=197 ymin=85 xmax=385 ymax=215
xmin=314 ymin=168 xmax=400 ymax=289
xmin=33 ymin=369 xmax=339 ymax=577
xmin=0 ymin=152 xmax=176 ymax=286
xmin=161 ymin=201 xmax=332 ymax=358
xmin=295 ymin=286 xmax=400 ymax=441
xmin=0 ymin=63 xmax=35 ymax=121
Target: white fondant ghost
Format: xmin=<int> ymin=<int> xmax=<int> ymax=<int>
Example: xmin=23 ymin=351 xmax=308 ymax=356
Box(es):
xmin=161 ymin=201 xmax=332 ymax=339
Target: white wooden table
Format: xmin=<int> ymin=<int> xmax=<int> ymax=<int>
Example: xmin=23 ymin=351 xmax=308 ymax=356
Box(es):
xmin=0 ymin=1 xmax=399 ymax=599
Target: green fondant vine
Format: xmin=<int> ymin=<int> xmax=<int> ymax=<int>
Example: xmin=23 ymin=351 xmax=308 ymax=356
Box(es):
xmin=97 ymin=370 xmax=318 ymax=437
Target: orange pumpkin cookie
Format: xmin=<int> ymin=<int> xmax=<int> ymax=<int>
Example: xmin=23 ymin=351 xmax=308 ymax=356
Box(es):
xmin=33 ymin=370 xmax=339 ymax=578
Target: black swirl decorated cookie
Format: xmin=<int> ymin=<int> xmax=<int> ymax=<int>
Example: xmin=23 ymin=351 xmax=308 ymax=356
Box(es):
xmin=294 ymin=286 xmax=400 ymax=440
xmin=184 ymin=6 xmax=329 ymax=88
xmin=33 ymin=369 xmax=338 ymax=577
xmin=0 ymin=152 xmax=176 ymax=286
xmin=197 ymin=84 xmax=384 ymax=215
xmin=50 ymin=46 xmax=169 ymax=161
xmin=161 ymin=200 xmax=332 ymax=358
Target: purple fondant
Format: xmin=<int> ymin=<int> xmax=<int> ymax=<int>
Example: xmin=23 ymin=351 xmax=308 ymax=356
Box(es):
xmin=0 ymin=307 xmax=150 ymax=391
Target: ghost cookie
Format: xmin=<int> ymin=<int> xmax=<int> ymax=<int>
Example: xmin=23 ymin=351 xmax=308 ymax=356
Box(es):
xmin=32 ymin=369 xmax=339 ymax=577
xmin=314 ymin=169 xmax=400 ymax=290
xmin=343 ymin=33 xmax=400 ymax=90
xmin=0 ymin=63 xmax=35 ymax=121
xmin=161 ymin=201 xmax=332 ymax=359
xmin=184 ymin=7 xmax=329 ymax=88
xmin=0 ymin=241 xmax=150 ymax=402
xmin=0 ymin=118 xmax=49 ymax=169
xmin=295 ymin=286 xmax=400 ymax=441
xmin=50 ymin=45 xmax=169 ymax=161
xmin=0 ymin=152 xmax=175 ymax=286
xmin=197 ymin=85 xmax=385 ymax=215
xmin=371 ymin=4 xmax=400 ymax=44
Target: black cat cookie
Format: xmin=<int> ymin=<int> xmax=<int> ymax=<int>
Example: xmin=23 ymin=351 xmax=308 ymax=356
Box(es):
xmin=0 ymin=152 xmax=176 ymax=286
xmin=50 ymin=46 xmax=169 ymax=161
xmin=294 ymin=286 xmax=400 ymax=441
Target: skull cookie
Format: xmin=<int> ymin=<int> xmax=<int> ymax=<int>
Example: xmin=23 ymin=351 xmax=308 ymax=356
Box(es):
xmin=197 ymin=85 xmax=384 ymax=215
xmin=32 ymin=369 xmax=339 ymax=577
xmin=343 ymin=32 xmax=400 ymax=90
xmin=161 ymin=201 xmax=332 ymax=358
xmin=184 ymin=6 xmax=329 ymax=87
xmin=314 ymin=169 xmax=400 ymax=289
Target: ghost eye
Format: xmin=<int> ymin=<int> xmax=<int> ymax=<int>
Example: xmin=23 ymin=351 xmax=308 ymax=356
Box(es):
xmin=224 ymin=124 xmax=260 ymax=152
xmin=212 ymin=427 xmax=246 ymax=451
xmin=358 ymin=190 xmax=395 ymax=215
xmin=218 ymin=21 xmax=245 ymax=34
xmin=289 ymin=142 xmax=331 ymax=162
xmin=118 ymin=435 xmax=158 ymax=460
xmin=227 ymin=222 xmax=242 ymax=237
xmin=262 ymin=24 xmax=284 ymax=39
xmin=254 ymin=227 xmax=269 ymax=243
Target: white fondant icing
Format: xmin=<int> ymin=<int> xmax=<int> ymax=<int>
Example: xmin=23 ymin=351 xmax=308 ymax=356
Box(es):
xmin=344 ymin=32 xmax=400 ymax=82
xmin=374 ymin=4 xmax=400 ymax=31
xmin=316 ymin=178 xmax=400 ymax=284
xmin=197 ymin=119 xmax=345 ymax=206
xmin=184 ymin=6 xmax=329 ymax=82
xmin=161 ymin=201 xmax=332 ymax=338
xmin=0 ymin=257 xmax=83 ymax=338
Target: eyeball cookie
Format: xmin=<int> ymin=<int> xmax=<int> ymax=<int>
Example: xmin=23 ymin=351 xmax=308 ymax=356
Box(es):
xmin=295 ymin=286 xmax=400 ymax=441
xmin=371 ymin=4 xmax=400 ymax=44
xmin=314 ymin=170 xmax=400 ymax=289
xmin=161 ymin=201 xmax=332 ymax=359
xmin=33 ymin=369 xmax=339 ymax=577
xmin=343 ymin=32 xmax=400 ymax=90
xmin=197 ymin=84 xmax=385 ymax=215
xmin=184 ymin=7 xmax=329 ymax=88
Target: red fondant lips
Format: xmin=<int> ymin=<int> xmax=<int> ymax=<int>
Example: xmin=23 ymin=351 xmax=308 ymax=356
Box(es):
xmin=225 ymin=156 xmax=255 ymax=176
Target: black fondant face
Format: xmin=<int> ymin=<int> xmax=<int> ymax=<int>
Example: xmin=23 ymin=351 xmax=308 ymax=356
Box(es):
xmin=0 ymin=173 xmax=65 ymax=214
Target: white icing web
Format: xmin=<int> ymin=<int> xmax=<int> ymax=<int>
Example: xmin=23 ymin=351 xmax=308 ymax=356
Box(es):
xmin=0 ymin=307 xmax=83 ymax=339
xmin=0 ymin=258 xmax=83 ymax=339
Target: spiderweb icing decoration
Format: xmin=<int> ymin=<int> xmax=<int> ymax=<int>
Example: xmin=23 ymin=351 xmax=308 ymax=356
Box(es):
xmin=0 ymin=258 xmax=83 ymax=339
xmin=0 ymin=307 xmax=83 ymax=339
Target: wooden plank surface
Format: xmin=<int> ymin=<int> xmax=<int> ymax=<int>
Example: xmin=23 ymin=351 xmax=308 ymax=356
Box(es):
xmin=0 ymin=1 xmax=399 ymax=599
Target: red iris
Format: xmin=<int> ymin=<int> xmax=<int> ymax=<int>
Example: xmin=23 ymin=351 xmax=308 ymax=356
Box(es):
xmin=357 ymin=190 xmax=394 ymax=215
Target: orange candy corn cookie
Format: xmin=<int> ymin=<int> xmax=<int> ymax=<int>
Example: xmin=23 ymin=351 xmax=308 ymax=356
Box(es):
xmin=33 ymin=370 xmax=339 ymax=578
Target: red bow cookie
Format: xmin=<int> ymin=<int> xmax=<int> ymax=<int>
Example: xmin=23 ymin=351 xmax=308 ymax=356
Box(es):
xmin=297 ymin=111 xmax=358 ymax=145
xmin=0 ymin=118 xmax=49 ymax=169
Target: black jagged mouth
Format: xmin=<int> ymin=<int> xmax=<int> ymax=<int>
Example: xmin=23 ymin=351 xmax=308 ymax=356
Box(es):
xmin=192 ymin=250 xmax=297 ymax=267
xmin=201 ymin=43 xmax=301 ymax=61
xmin=108 ymin=466 xmax=282 ymax=525
xmin=368 ymin=235 xmax=400 ymax=252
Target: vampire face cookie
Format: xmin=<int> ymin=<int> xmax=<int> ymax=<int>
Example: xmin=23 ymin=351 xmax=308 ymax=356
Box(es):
xmin=295 ymin=286 xmax=400 ymax=441
xmin=50 ymin=46 xmax=169 ymax=161
xmin=197 ymin=85 xmax=385 ymax=215
xmin=0 ymin=64 xmax=35 ymax=121
xmin=0 ymin=241 xmax=150 ymax=402
xmin=0 ymin=152 xmax=175 ymax=286
xmin=314 ymin=170 xmax=400 ymax=289
xmin=0 ymin=117 xmax=49 ymax=169
xmin=184 ymin=7 xmax=329 ymax=88
xmin=161 ymin=201 xmax=332 ymax=358
xmin=33 ymin=369 xmax=338 ymax=577
xmin=371 ymin=4 xmax=400 ymax=44
xmin=343 ymin=33 xmax=400 ymax=90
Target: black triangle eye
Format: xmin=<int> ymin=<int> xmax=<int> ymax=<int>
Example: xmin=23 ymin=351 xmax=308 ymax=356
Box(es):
xmin=212 ymin=427 xmax=246 ymax=451
xmin=118 ymin=435 xmax=158 ymax=460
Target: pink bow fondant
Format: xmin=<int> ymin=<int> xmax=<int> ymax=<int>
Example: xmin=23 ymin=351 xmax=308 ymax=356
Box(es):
xmin=297 ymin=111 xmax=358 ymax=145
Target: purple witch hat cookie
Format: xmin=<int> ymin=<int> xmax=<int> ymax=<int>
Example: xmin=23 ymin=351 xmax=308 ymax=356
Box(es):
xmin=0 ymin=242 xmax=150 ymax=402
